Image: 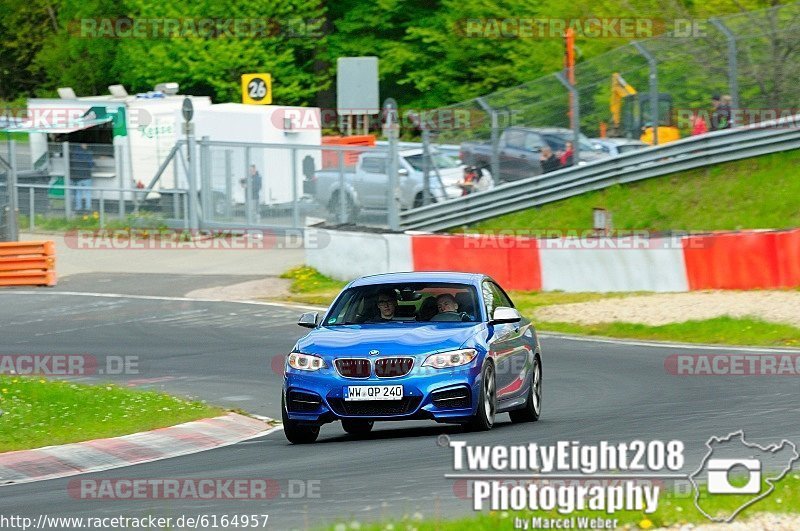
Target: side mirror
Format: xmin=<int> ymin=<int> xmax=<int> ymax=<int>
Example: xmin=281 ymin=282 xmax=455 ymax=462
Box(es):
xmin=298 ymin=312 xmax=319 ymax=328
xmin=490 ymin=306 xmax=521 ymax=325
xmin=398 ymin=168 xmax=409 ymax=176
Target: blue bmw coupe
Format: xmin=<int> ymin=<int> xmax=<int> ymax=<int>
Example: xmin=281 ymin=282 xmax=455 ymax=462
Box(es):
xmin=281 ymin=271 xmax=542 ymax=443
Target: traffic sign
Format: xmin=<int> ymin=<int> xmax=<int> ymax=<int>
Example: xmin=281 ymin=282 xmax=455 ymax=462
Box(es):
xmin=241 ymin=73 xmax=272 ymax=105
xmin=182 ymin=97 xmax=194 ymax=122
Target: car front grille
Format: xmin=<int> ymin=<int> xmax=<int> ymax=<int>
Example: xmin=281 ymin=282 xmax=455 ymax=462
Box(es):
xmin=432 ymin=387 xmax=471 ymax=409
xmin=328 ymin=397 xmax=422 ymax=417
xmin=375 ymin=357 xmax=414 ymax=378
xmin=287 ymin=390 xmax=322 ymax=412
xmin=335 ymin=358 xmax=371 ymax=378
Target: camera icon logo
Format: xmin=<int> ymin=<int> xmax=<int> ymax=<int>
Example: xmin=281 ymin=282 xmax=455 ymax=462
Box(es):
xmin=706 ymin=458 xmax=761 ymax=494
xmin=689 ymin=430 xmax=798 ymax=523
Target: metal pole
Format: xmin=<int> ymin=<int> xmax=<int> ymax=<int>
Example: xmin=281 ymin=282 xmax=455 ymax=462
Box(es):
xmin=7 ymin=141 xmax=19 ymax=241
xmin=116 ymin=143 xmax=125 ymax=218
xmin=185 ymin=124 xmax=199 ymax=230
xmin=63 ymin=141 xmax=72 ymax=219
xmin=29 ymin=186 xmax=34 ymax=232
xmin=633 ymin=41 xmax=659 ymax=146
xmin=99 ymin=196 xmax=105 ymax=228
xmin=421 ymin=129 xmax=431 ymax=205
xmin=476 ymin=97 xmax=500 ymax=181
xmin=555 ymin=71 xmax=581 ymax=163
xmin=224 ymin=150 xmax=232 ymax=218
xmin=244 ymin=146 xmax=253 ymax=225
xmin=384 ymin=98 xmax=400 ymax=231
xmin=199 ymin=136 xmax=211 ymax=222
xmin=291 ymin=148 xmax=299 ymax=228
xmin=337 ymin=150 xmax=346 ymax=224
xmin=710 ymin=17 xmax=740 ymax=111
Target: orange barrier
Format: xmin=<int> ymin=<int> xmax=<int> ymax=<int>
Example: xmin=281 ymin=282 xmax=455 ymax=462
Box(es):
xmin=321 ymin=135 xmax=376 ymax=168
xmin=682 ymin=230 xmax=800 ymax=290
xmin=0 ymin=241 xmax=56 ymax=287
xmin=411 ymin=234 xmax=541 ymax=291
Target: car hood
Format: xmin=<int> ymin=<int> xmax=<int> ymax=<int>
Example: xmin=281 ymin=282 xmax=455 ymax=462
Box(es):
xmin=295 ymin=322 xmax=482 ymax=357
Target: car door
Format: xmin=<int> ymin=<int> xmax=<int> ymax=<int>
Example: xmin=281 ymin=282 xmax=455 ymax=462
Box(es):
xmin=483 ymin=280 xmax=531 ymax=401
xmin=499 ymin=129 xmax=526 ymax=181
xmin=357 ymin=156 xmax=388 ymax=208
xmin=522 ymin=132 xmax=546 ymax=177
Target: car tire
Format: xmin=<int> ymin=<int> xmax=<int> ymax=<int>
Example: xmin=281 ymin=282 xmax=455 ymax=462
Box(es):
xmin=509 ymin=356 xmax=542 ymax=423
xmin=341 ymin=419 xmax=374 ymax=435
xmin=327 ymin=192 xmax=359 ymax=223
xmin=282 ymin=396 xmax=320 ymax=444
xmin=467 ymin=361 xmax=496 ymax=431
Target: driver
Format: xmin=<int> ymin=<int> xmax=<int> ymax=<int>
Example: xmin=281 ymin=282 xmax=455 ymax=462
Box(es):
xmin=436 ymin=293 xmax=459 ymax=314
xmin=376 ymin=289 xmax=399 ymax=321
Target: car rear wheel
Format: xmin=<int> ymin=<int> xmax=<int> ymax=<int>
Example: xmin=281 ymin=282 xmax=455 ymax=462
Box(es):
xmin=468 ymin=362 xmax=496 ymax=431
xmin=282 ymin=396 xmax=320 ymax=444
xmin=341 ymin=419 xmax=374 ymax=435
xmin=509 ymin=356 xmax=542 ymax=423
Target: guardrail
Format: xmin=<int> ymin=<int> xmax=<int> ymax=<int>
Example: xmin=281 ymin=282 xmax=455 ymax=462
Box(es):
xmin=399 ymin=117 xmax=800 ymax=231
xmin=0 ymin=240 xmax=56 ymax=287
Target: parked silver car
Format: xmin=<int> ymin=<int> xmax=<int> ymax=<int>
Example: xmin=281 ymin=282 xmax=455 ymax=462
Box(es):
xmin=313 ymin=149 xmax=491 ymax=221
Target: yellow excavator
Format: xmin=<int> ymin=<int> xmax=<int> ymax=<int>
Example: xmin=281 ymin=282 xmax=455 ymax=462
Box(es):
xmin=609 ymin=73 xmax=680 ymax=145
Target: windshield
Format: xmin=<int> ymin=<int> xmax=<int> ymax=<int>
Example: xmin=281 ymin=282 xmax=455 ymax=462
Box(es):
xmin=405 ymin=152 xmax=461 ymax=171
xmin=324 ymin=283 xmax=480 ymax=326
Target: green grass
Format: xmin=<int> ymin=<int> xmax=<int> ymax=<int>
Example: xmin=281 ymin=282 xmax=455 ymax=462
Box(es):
xmin=538 ymin=316 xmax=800 ymax=348
xmin=322 ymin=474 xmax=800 ymax=530
xmin=20 ymin=212 xmax=169 ymax=232
xmin=280 ymin=266 xmax=348 ymax=305
xmin=0 ymin=376 xmax=224 ymax=452
xmin=469 ymin=150 xmax=800 ymax=232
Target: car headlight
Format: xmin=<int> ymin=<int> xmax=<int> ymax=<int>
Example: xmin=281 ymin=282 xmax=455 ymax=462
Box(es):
xmin=287 ymin=352 xmax=326 ymax=371
xmin=422 ymin=348 xmax=477 ymax=369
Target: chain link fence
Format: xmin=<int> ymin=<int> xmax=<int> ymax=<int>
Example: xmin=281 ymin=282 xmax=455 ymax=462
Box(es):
xmin=433 ymin=3 xmax=800 ymax=183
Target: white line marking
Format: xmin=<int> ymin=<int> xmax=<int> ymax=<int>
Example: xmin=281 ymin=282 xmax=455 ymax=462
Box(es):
xmin=1 ymin=290 xmax=326 ymax=311
xmin=538 ymin=332 xmax=800 ymax=353
xmin=5 ymin=291 xmax=795 ymax=352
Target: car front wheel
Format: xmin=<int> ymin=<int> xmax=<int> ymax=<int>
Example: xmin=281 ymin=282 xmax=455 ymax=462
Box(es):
xmin=282 ymin=396 xmax=320 ymax=444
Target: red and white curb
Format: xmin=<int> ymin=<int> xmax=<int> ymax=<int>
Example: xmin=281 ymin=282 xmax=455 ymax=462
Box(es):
xmin=0 ymin=413 xmax=275 ymax=486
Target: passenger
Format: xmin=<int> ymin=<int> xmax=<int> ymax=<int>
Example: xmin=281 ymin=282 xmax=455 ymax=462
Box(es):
xmin=375 ymin=289 xmax=398 ymax=321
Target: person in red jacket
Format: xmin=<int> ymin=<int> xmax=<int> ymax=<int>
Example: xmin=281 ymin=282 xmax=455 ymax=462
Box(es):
xmin=559 ymin=141 xmax=574 ymax=167
xmin=691 ymin=113 xmax=708 ymax=136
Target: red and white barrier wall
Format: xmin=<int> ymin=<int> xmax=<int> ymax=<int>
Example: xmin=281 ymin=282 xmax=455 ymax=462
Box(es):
xmin=305 ymin=228 xmax=800 ymax=292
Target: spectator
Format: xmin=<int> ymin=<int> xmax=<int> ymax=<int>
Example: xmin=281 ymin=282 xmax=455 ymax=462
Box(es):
xmin=710 ymin=93 xmax=732 ymax=130
xmin=240 ymin=163 xmax=262 ymax=219
xmin=691 ymin=113 xmax=708 ymax=136
xmin=539 ymin=146 xmax=560 ymax=173
xmin=558 ymin=141 xmax=575 ymax=168
xmin=70 ymin=143 xmax=94 ymax=212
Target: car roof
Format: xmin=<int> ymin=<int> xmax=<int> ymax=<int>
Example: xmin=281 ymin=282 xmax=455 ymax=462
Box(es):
xmin=348 ymin=271 xmax=486 ymax=288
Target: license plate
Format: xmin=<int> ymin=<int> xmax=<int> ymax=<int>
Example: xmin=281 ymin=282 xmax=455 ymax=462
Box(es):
xmin=344 ymin=385 xmax=403 ymax=401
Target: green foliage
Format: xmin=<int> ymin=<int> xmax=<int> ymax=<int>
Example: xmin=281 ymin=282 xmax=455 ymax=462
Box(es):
xmin=1 ymin=0 xmax=796 ymax=110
